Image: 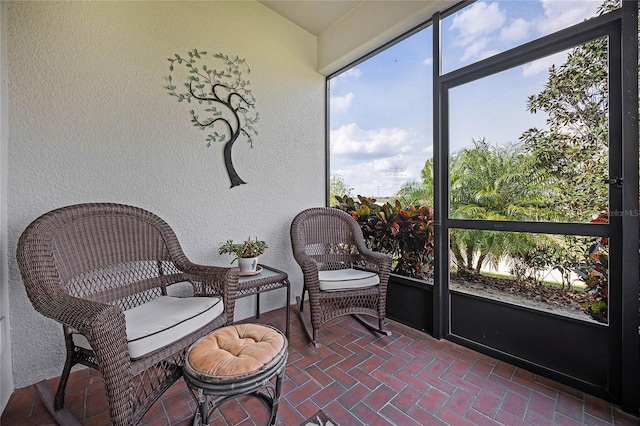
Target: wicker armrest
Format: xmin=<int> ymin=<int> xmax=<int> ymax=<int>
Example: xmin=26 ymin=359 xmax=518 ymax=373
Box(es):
xmin=43 ymin=293 xmax=130 ymax=362
xmin=356 ymin=248 xmax=392 ymax=274
xmin=359 ymin=247 xmax=391 ymax=262
xmin=180 ymin=263 xmax=239 ymax=325
xmin=294 ymin=255 xmax=321 ymax=291
xmin=38 ymin=292 xmax=125 ymax=339
xmin=292 ymin=250 xmax=318 ymax=270
xmin=43 ymin=292 xmax=133 ymax=424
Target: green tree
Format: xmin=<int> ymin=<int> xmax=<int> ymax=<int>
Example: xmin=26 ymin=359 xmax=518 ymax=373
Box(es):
xmin=450 ymin=139 xmax=559 ymax=222
xmin=449 ymin=139 xmax=561 ymax=272
xmin=520 ymin=0 xmax=626 ymax=220
xmin=329 ymin=174 xmax=354 ymax=206
xmin=395 ymin=158 xmax=434 ymax=208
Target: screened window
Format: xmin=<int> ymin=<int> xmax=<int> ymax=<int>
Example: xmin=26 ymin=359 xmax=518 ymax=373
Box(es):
xmin=441 ymin=0 xmax=614 ymax=73
xmin=329 ymin=27 xmax=433 ymax=206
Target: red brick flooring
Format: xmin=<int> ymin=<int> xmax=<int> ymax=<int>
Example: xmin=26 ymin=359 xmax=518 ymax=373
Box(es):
xmin=2 ymin=304 xmax=639 ymax=425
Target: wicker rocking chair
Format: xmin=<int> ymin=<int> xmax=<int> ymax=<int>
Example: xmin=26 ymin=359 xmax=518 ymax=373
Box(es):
xmin=290 ymin=207 xmax=392 ymax=348
xmin=16 ymin=203 xmax=238 ymax=426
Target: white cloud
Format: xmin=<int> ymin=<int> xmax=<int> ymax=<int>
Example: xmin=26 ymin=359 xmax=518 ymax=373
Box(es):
xmin=460 ymin=38 xmax=500 ymax=62
xmin=330 ymin=123 xmax=412 ymax=158
xmin=522 ymin=51 xmax=569 ymax=77
xmin=536 ymin=0 xmax=601 ymax=34
xmin=330 ymin=123 xmax=431 ymax=198
xmin=333 ymin=156 xmax=415 ymax=198
xmin=451 ymin=2 xmax=506 ymax=46
xmin=333 ymin=164 xmax=387 ymax=198
xmin=330 ymin=67 xmax=362 ymax=89
xmin=500 ymin=18 xmax=532 ymax=43
xmin=448 ymin=1 xmax=600 ymax=66
xmin=450 ymin=2 xmax=507 ymax=62
xmin=342 ymin=68 xmax=362 ymax=78
xmin=333 ymin=152 xmax=431 ymax=199
xmin=423 ymin=57 xmax=433 ymax=66
xmin=330 ymin=92 xmax=354 ymax=113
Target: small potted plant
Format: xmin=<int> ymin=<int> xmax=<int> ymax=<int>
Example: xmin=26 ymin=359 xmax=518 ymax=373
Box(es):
xmin=218 ymin=237 xmax=268 ymax=275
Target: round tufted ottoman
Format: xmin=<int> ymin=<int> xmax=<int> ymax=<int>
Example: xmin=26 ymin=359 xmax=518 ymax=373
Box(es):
xmin=183 ymin=324 xmax=288 ymax=426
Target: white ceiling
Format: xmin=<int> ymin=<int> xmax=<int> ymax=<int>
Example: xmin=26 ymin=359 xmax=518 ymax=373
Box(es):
xmin=258 ymin=0 xmax=363 ymax=36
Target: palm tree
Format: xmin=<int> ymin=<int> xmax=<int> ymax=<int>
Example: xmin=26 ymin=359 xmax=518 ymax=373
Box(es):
xmin=394 ymin=139 xmax=561 ymax=274
xmin=395 ymin=159 xmax=434 ymax=208
xmin=449 ymin=139 xmax=561 ymax=272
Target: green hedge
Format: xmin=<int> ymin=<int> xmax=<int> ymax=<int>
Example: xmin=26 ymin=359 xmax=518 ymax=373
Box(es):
xmin=334 ymin=195 xmax=434 ymax=280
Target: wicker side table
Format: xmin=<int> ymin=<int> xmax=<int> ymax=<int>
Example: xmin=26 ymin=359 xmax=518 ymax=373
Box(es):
xmin=238 ymin=265 xmax=290 ymax=338
xmin=183 ymin=324 xmax=288 ymax=426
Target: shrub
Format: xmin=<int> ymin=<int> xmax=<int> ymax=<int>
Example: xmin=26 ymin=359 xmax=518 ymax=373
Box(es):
xmin=334 ymin=195 xmax=434 ymax=280
xmin=581 ymin=212 xmax=609 ymax=323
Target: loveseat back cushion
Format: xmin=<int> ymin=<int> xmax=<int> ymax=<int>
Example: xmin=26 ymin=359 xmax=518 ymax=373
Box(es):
xmin=317 ymin=268 xmax=380 ymax=292
xmin=72 ymin=295 xmax=223 ymax=360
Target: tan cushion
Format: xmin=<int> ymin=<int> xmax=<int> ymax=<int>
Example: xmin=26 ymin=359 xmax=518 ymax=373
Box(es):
xmin=318 ymin=268 xmax=380 ymax=291
xmin=188 ymin=324 xmax=285 ymax=377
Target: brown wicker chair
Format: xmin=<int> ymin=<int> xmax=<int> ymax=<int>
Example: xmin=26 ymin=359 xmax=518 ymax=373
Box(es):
xmin=16 ymin=203 xmax=238 ymax=426
xmin=290 ymin=207 xmax=392 ymax=348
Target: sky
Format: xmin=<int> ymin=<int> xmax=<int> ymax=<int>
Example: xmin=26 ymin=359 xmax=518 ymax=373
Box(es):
xmin=329 ymin=0 xmax=604 ymax=199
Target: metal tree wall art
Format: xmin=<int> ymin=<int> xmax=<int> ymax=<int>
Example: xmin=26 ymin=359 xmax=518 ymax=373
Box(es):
xmin=167 ymin=49 xmax=259 ymax=188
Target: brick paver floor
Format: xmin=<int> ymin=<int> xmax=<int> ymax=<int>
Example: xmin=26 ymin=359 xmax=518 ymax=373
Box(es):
xmin=2 ymin=303 xmax=639 ymax=425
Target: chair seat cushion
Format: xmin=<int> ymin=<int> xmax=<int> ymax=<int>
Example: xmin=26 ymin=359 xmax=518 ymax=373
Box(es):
xmin=187 ymin=324 xmax=285 ymax=377
xmin=72 ymin=296 xmax=223 ymax=360
xmin=318 ymin=268 xmax=380 ymax=291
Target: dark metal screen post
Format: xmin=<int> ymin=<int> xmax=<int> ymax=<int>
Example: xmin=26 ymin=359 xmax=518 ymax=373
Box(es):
xmin=619 ymin=0 xmax=639 ymax=415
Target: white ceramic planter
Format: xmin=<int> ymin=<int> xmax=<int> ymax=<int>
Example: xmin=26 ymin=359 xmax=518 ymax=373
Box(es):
xmin=238 ymin=256 xmax=259 ymax=273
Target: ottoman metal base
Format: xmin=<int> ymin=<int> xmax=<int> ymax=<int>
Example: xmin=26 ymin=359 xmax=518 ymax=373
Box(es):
xmin=183 ymin=325 xmax=288 ymax=426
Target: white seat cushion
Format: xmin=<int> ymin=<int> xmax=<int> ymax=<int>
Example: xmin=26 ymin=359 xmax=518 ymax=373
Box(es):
xmin=318 ymin=268 xmax=380 ymax=292
xmin=72 ymin=296 xmax=223 ymax=360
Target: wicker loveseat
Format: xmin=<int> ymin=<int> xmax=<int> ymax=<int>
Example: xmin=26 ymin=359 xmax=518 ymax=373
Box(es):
xmin=16 ymin=203 xmax=238 ymax=425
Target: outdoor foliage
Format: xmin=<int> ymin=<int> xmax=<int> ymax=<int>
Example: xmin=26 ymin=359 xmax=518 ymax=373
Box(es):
xmin=331 ymin=0 xmax=635 ymax=324
xmin=329 ymin=174 xmax=354 ymax=207
xmin=449 ymin=140 xmax=562 ymax=272
xmin=167 ymin=49 xmax=259 ymax=188
xmin=334 ymin=195 xmax=434 ymax=279
xmin=395 ymin=159 xmax=434 ymax=209
xmin=580 ymin=213 xmax=610 ymax=323
xmin=450 ymin=139 xmax=560 ymax=223
xmin=520 ymin=0 xmax=628 ymax=220
xmin=520 ymin=36 xmax=609 ymax=220
xmin=545 ymin=235 xmax=593 ymax=290
xmin=389 ymin=0 xmax=628 ymax=306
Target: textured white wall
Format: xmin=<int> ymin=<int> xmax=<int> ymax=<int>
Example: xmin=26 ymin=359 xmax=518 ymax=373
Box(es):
xmin=5 ymin=0 xmax=325 ymax=388
xmin=0 ymin=0 xmax=13 ymax=414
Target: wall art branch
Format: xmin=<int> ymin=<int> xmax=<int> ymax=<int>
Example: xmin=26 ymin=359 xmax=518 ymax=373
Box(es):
xmin=167 ymin=49 xmax=259 ymax=188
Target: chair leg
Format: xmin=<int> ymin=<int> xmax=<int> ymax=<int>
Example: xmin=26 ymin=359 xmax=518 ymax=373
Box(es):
xmin=35 ymin=381 xmax=82 ymax=426
xmin=55 ymin=327 xmax=76 ymax=410
xmin=379 ymin=318 xmax=392 ymax=336
xmin=268 ymin=368 xmax=285 ymax=426
xmin=352 ymin=315 xmax=392 ymax=337
xmin=295 ymin=296 xmax=321 ymax=348
xmin=298 ymin=285 xmax=307 ymax=312
xmin=54 ymin=354 xmax=74 ymax=410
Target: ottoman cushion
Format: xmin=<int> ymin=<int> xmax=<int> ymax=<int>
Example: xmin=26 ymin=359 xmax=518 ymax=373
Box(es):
xmin=188 ymin=324 xmax=285 ymax=377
